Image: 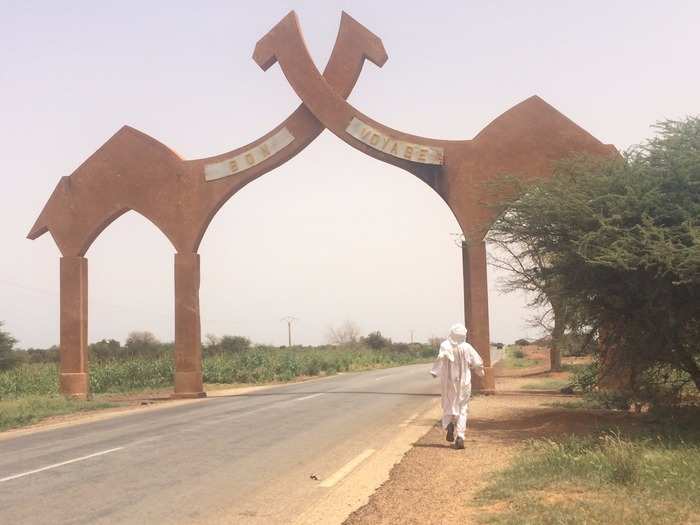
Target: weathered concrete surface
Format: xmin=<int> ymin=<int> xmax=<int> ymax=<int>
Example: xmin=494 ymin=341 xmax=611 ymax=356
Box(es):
xmin=59 ymin=256 xmax=89 ymax=398
xmin=463 ymin=240 xmax=494 ymax=393
xmin=173 ymin=253 xmax=205 ymax=398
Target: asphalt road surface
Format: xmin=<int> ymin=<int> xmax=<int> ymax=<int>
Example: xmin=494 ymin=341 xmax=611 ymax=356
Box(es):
xmin=0 ymin=363 xmax=439 ymax=524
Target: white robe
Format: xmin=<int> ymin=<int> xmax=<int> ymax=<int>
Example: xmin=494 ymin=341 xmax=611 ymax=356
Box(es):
xmin=430 ymin=340 xmax=484 ymax=437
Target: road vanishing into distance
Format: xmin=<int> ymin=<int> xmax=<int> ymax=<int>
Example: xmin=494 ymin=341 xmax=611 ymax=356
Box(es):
xmin=0 ymin=364 xmax=439 ymax=524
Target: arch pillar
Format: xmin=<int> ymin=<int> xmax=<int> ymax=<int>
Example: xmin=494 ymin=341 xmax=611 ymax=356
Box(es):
xmin=462 ymin=240 xmax=495 ymax=394
xmin=59 ymin=256 xmax=89 ymax=399
xmin=173 ymin=253 xmax=206 ymax=398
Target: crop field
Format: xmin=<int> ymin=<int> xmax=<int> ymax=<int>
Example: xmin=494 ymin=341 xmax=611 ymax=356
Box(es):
xmin=0 ymin=344 xmax=435 ymax=398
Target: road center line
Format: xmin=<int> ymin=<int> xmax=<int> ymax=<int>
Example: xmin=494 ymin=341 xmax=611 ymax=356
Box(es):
xmin=374 ymin=375 xmax=390 ymax=381
xmin=320 ymin=448 xmax=375 ymax=488
xmin=201 ymin=393 xmax=326 ymax=427
xmin=0 ymin=447 xmax=125 ymax=483
xmin=290 ymin=393 xmax=324 ymax=403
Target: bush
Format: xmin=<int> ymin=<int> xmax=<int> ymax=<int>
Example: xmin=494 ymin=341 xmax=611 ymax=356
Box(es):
xmin=583 ymin=390 xmax=632 ymax=410
xmin=362 ymin=331 xmax=391 ymax=350
xmin=89 ymin=339 xmax=123 ymax=361
xmin=571 ymin=362 xmax=600 ymax=393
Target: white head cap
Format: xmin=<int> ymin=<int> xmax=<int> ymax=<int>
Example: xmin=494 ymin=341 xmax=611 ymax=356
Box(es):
xmin=448 ymin=323 xmax=468 ymax=345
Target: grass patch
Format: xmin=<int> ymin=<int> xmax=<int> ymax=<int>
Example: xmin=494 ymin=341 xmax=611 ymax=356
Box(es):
xmin=0 ymin=396 xmax=119 ymax=432
xmin=473 ymin=409 xmax=700 ymax=525
xmin=501 ymin=345 xmax=542 ymax=369
xmin=545 ymin=391 xmax=635 ymax=411
xmin=544 ymin=399 xmax=590 ymax=410
xmin=561 ymin=363 xmax=587 ymax=374
xmin=520 ymin=378 xmax=570 ymax=390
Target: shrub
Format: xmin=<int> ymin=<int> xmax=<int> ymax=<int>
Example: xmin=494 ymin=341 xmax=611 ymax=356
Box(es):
xmin=583 ymin=390 xmax=632 ymax=410
xmin=362 ymin=331 xmax=391 ymax=349
xmin=571 ymin=362 xmax=600 ymax=393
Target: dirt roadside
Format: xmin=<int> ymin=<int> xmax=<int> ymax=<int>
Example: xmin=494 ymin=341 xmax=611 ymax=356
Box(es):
xmin=343 ymin=353 xmax=624 ymax=525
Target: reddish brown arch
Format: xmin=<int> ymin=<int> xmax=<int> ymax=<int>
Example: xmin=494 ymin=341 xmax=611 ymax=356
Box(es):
xmin=28 ymin=12 xmax=387 ymax=257
xmin=27 ymin=12 xmax=388 ymax=399
xmin=254 ymin=11 xmax=618 ymax=391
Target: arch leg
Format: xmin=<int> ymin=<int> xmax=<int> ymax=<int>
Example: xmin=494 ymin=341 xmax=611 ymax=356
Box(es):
xmin=462 ymin=240 xmax=496 ymax=393
xmin=59 ymin=256 xmax=89 ymax=399
xmin=173 ymin=253 xmax=206 ymax=398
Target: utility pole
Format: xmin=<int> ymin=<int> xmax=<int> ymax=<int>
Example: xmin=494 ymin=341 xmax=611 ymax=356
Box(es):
xmin=410 ymin=330 xmax=414 ymax=344
xmin=281 ymin=316 xmax=298 ymax=346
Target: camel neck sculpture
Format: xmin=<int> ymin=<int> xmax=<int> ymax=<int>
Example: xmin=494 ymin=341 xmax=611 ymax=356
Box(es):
xmin=29 ymin=11 xmax=615 ymax=399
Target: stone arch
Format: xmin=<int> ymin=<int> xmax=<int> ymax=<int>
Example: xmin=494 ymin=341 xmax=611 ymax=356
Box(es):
xmin=27 ymin=12 xmax=389 ymax=398
xmin=28 ymin=10 xmax=617 ymax=399
xmin=252 ymin=11 xmax=618 ymax=391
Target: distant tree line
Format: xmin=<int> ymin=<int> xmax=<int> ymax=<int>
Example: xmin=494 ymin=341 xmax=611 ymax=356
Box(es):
xmin=1 ymin=325 xmax=433 ymax=370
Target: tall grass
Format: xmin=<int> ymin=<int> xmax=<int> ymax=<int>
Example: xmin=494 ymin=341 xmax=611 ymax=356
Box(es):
xmin=0 ymin=344 xmax=434 ymax=398
xmin=476 ymin=415 xmax=700 ymax=525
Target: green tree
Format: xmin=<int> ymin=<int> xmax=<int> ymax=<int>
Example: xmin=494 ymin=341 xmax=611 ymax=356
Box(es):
xmin=362 ymin=331 xmax=391 ymax=349
xmin=124 ymin=331 xmax=161 ymax=358
xmin=492 ymin=117 xmax=700 ymax=391
xmin=0 ymin=321 xmax=18 ymax=370
xmin=89 ymin=338 xmax=122 ymax=361
xmin=488 ymin=212 xmax=571 ymax=371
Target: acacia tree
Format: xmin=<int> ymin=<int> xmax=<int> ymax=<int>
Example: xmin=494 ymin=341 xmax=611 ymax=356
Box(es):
xmin=326 ymin=321 xmax=361 ymax=345
xmin=490 ymin=117 xmax=700 ymax=391
xmin=488 ymin=211 xmax=570 ymax=371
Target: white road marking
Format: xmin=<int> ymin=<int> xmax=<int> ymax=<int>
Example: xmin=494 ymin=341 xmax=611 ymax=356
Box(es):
xmin=320 ymin=448 xmax=375 ymax=488
xmin=374 ymin=375 xmax=390 ymax=381
xmin=128 ymin=435 xmax=164 ymax=446
xmin=0 ymin=447 xmax=124 ymax=483
xmin=290 ymin=393 xmax=324 ymax=403
xmin=399 ymin=412 xmax=419 ymax=428
xmin=200 ymin=393 xmax=326 ymax=427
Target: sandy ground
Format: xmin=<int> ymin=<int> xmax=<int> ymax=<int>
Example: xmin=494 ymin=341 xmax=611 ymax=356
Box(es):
xmin=343 ymin=349 xmax=624 ymax=525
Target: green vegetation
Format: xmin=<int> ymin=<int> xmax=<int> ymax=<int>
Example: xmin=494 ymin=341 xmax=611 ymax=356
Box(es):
xmin=489 ymin=117 xmax=700 ymax=395
xmin=475 ymin=410 xmax=700 ymax=525
xmin=502 ymin=345 xmax=541 ymax=369
xmin=1 ymin=339 xmax=434 ymax=398
xmin=0 ymin=396 xmax=118 ymax=432
xmin=520 ymin=378 xmax=570 ymax=390
xmin=0 ymin=327 xmax=434 ymax=431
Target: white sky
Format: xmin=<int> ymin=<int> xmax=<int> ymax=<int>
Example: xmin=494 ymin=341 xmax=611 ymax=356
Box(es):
xmin=1 ymin=1 xmax=698 ymax=348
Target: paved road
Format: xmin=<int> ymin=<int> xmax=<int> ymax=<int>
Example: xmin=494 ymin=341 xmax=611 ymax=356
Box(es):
xmin=0 ymin=363 xmax=438 ymax=524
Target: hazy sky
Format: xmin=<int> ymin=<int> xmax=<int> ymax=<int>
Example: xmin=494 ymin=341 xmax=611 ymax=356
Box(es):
xmin=1 ymin=1 xmax=698 ymax=348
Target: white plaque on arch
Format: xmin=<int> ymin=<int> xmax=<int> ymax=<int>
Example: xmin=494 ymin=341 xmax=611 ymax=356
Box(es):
xmin=205 ymin=127 xmax=295 ymax=181
xmin=345 ymin=117 xmax=443 ymax=165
